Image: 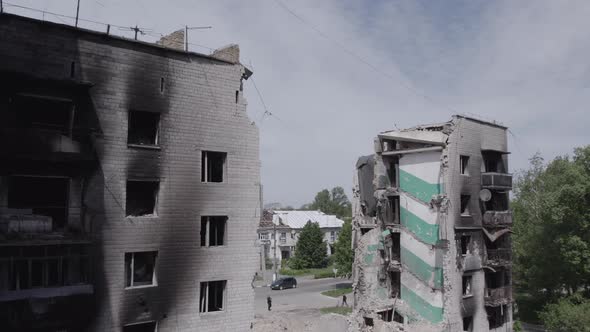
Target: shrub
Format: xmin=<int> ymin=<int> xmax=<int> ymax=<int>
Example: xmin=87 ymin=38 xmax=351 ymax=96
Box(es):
xmin=539 ymin=294 xmax=590 ymax=332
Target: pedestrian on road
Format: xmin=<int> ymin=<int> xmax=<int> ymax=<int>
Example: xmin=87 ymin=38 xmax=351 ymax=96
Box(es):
xmin=342 ymin=294 xmax=348 ymax=307
xmin=267 ymin=295 xmax=272 ymax=311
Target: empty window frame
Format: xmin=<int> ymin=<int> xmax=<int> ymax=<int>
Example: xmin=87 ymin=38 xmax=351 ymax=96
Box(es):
xmin=126 ymin=180 xmax=159 ymax=217
xmin=484 ymin=191 xmax=509 ymax=212
xmin=201 ymin=216 xmax=227 ymax=246
xmin=460 ymin=235 xmax=471 ymax=256
xmin=386 ymin=196 xmax=400 ymax=224
xmin=201 ymin=151 xmax=226 ymax=183
xmin=125 ymin=251 xmax=157 ymax=288
xmin=460 ymin=195 xmax=471 ymax=215
xmin=388 ymin=160 xmax=399 ymax=187
xmin=128 ymin=111 xmax=160 ymax=146
xmin=460 ymin=155 xmax=470 ymax=175
xmin=330 ymin=231 xmax=336 ymax=242
xmin=378 ymin=308 xmax=393 ymax=322
xmin=462 ymin=275 xmax=472 ymax=297
xmin=199 ymin=280 xmax=226 ymax=313
xmin=123 ymin=321 xmax=158 ymax=332
xmin=463 ymin=316 xmax=473 ymax=332
xmin=0 ymin=245 xmax=90 ymax=291
xmin=7 ymin=176 xmax=69 ymax=230
xmin=12 ymin=94 xmax=74 ymax=135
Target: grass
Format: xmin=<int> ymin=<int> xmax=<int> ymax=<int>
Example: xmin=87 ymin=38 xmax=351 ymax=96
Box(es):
xmin=320 ymin=306 xmax=352 ymax=315
xmin=321 ymin=287 xmax=353 ymax=298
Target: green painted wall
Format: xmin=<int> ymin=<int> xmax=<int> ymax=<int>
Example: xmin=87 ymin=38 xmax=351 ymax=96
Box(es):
xmin=400 ymin=207 xmax=439 ymax=245
xmin=399 ymin=169 xmax=441 ymax=204
xmin=401 ymin=246 xmax=443 ymax=288
xmin=401 ymin=284 xmax=443 ymax=323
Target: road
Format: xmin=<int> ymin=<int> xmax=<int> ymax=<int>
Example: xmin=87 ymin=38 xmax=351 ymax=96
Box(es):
xmin=254 ymin=277 xmax=352 ymax=314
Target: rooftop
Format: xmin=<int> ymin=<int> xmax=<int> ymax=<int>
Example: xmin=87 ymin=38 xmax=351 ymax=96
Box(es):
xmin=271 ymin=210 xmax=345 ymax=229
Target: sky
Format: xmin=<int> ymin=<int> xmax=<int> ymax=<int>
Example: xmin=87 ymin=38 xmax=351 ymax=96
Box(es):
xmin=5 ymin=0 xmax=590 ymax=207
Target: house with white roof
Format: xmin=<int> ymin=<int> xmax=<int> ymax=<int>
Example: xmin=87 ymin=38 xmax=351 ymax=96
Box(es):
xmin=257 ymin=210 xmax=345 ymax=266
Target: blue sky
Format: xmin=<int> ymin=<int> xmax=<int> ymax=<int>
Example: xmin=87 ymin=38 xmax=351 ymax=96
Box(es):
xmin=5 ymin=0 xmax=590 ymax=206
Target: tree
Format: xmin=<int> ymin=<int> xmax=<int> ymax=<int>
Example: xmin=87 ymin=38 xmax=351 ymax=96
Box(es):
xmin=305 ymin=186 xmax=352 ymax=219
xmin=513 ymin=146 xmax=590 ymax=299
xmin=333 ymin=219 xmax=353 ymax=277
xmin=290 ymin=221 xmax=327 ymax=269
xmin=539 ymin=295 xmax=590 ymax=332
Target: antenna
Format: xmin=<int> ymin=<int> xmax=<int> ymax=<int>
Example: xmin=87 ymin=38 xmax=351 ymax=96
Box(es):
xmin=118 ymin=25 xmax=152 ymax=40
xmin=75 ymin=0 xmax=81 ymax=27
xmin=185 ymin=25 xmax=212 ymax=52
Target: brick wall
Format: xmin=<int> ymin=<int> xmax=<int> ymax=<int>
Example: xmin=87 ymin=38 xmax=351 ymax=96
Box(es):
xmin=0 ymin=14 xmax=260 ymax=332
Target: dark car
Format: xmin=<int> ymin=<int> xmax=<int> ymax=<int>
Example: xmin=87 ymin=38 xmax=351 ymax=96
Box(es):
xmin=270 ymin=277 xmax=297 ymax=290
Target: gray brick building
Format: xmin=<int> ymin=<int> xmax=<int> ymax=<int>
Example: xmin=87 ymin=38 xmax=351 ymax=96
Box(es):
xmin=351 ymin=116 xmax=513 ymax=331
xmin=0 ymin=13 xmax=260 ymax=331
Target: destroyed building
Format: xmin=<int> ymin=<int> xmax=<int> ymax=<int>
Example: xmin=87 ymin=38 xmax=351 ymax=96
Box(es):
xmin=351 ymin=115 xmax=513 ymax=331
xmin=0 ymin=13 xmax=260 ymax=331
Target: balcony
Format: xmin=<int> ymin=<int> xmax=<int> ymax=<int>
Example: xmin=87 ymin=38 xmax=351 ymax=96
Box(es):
xmin=486 ymin=248 xmax=512 ymax=267
xmin=482 ymin=172 xmax=512 ymax=190
xmin=483 ymin=211 xmax=512 ymax=227
xmin=485 ymin=286 xmax=513 ymax=306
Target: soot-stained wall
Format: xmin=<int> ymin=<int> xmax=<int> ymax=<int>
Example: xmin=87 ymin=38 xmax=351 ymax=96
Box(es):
xmin=0 ymin=14 xmax=260 ymax=332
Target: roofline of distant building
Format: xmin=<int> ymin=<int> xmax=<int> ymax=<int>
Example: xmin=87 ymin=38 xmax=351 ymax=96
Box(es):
xmin=453 ymin=114 xmax=508 ymax=129
xmin=0 ymin=12 xmax=238 ymax=65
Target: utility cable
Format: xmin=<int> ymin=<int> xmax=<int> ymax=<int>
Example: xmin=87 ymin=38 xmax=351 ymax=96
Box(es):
xmin=271 ymin=0 xmax=460 ymax=115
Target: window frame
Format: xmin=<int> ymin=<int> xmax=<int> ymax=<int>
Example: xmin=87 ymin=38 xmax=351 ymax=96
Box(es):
xmin=199 ymin=280 xmax=227 ymax=313
xmin=127 ymin=110 xmax=161 ymax=149
xmin=201 ymin=151 xmax=227 ymax=183
xmin=125 ymin=251 xmax=158 ymax=289
xmin=125 ymin=179 xmax=160 ymax=218
xmin=460 ymin=155 xmax=470 ymax=175
xmin=200 ymin=216 xmax=228 ymax=247
xmin=462 ymin=275 xmax=473 ymax=298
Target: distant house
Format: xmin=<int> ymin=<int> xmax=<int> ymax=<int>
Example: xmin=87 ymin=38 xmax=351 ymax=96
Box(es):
xmin=257 ymin=210 xmax=345 ymax=265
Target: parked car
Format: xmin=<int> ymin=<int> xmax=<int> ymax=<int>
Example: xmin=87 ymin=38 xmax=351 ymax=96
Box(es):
xmin=271 ymin=277 xmax=297 ymax=290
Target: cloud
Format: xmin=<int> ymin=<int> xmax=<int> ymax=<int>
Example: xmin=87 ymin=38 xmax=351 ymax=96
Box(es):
xmin=9 ymin=0 xmax=590 ymax=206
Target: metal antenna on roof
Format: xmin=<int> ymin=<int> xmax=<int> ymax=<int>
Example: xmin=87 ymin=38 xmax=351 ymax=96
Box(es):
xmin=75 ymin=0 xmax=80 ymax=27
xmin=185 ymin=25 xmax=212 ymax=52
xmin=118 ymin=25 xmax=151 ymax=40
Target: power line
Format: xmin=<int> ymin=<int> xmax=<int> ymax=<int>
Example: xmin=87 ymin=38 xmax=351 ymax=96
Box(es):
xmin=271 ymin=0 xmax=460 ymax=115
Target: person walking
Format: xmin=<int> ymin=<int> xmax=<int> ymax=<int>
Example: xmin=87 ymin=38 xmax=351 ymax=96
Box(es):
xmin=342 ymin=294 xmax=348 ymax=307
xmin=267 ymin=295 xmax=272 ymax=311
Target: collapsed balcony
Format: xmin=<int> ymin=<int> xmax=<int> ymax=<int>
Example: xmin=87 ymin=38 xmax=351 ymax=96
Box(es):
xmin=484 ymin=269 xmax=512 ymax=306
xmin=482 ymin=211 xmax=512 ymax=227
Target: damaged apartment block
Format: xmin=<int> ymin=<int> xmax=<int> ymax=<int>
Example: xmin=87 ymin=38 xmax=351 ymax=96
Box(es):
xmin=0 ymin=12 xmax=259 ymax=332
xmin=352 ymin=115 xmax=513 ymax=331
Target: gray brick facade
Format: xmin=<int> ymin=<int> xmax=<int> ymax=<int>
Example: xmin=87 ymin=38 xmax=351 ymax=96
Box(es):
xmin=0 ymin=13 xmax=260 ymax=332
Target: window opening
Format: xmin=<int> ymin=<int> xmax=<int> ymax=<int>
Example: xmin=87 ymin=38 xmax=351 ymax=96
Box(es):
xmin=378 ymin=308 xmax=393 ymax=322
xmin=160 ymin=77 xmax=165 ymax=93
xmin=460 ymin=235 xmax=471 ymax=256
xmin=462 ymin=275 xmax=472 ymax=296
xmin=126 ymin=180 xmax=159 ymax=217
xmin=460 ymin=155 xmax=470 ymax=175
xmin=460 ymin=195 xmax=470 ymax=215
xmin=12 ymin=94 xmax=74 ymax=135
xmin=200 ymin=216 xmax=227 ymax=246
xmin=463 ymin=316 xmax=473 ymax=331
xmin=7 ymin=176 xmax=69 ymax=230
xmin=201 ymin=151 xmax=226 ymax=183
xmin=125 ymin=251 xmax=157 ymax=288
xmin=128 ymin=111 xmax=160 ymax=146
xmin=199 ymin=280 xmax=226 ymax=312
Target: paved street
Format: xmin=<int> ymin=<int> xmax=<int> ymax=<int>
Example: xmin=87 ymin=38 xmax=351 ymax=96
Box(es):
xmin=254 ymin=277 xmax=352 ymax=314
